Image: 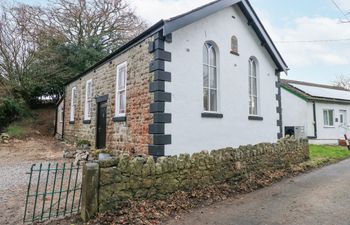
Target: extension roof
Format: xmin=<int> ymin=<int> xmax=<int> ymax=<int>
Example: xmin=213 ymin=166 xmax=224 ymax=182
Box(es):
xmin=281 ymin=79 xmax=350 ymax=104
xmin=66 ymin=0 xmax=288 ymax=85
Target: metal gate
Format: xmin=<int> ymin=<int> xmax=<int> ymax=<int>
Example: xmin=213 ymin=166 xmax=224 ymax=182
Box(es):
xmin=23 ymin=162 xmax=82 ymax=223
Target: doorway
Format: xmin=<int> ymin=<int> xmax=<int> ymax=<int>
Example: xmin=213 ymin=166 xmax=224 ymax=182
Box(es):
xmin=96 ymin=101 xmax=107 ymax=149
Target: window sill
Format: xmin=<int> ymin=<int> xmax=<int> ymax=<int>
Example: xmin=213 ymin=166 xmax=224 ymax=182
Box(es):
xmin=201 ymin=112 xmax=223 ymax=118
xmin=83 ymin=120 xmax=91 ymax=124
xmin=230 ymin=50 xmax=239 ymax=56
xmin=69 ymin=121 xmax=75 ymax=124
xmin=248 ymin=116 xmax=263 ymax=121
xmin=323 ymin=126 xmax=335 ymax=128
xmin=113 ymin=116 xmax=126 ymax=122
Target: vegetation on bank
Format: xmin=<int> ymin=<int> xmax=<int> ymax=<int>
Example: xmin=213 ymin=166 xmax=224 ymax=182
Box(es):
xmin=0 ymin=97 xmax=31 ymax=131
xmin=308 ymin=144 xmax=350 ymax=166
xmin=1 ymin=106 xmax=55 ymax=137
xmin=5 ymin=124 xmax=28 ymax=139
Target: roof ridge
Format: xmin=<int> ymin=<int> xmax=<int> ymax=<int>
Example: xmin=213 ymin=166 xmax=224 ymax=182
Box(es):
xmin=166 ymin=0 xmax=221 ymax=22
xmin=281 ymin=79 xmax=350 ymax=92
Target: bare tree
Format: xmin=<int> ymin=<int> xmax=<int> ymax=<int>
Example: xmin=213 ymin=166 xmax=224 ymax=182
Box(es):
xmin=0 ymin=0 xmax=146 ymax=102
xmin=333 ymin=75 xmax=350 ymax=90
xmin=47 ymin=0 xmax=146 ymax=50
xmin=0 ymin=4 xmax=38 ymax=92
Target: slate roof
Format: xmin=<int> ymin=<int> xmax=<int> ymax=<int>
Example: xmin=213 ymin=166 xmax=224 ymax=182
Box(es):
xmin=281 ymin=79 xmax=350 ymax=104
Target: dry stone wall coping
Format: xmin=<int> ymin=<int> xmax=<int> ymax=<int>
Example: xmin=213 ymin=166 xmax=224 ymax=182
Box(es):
xmin=91 ymin=138 xmax=309 ymax=212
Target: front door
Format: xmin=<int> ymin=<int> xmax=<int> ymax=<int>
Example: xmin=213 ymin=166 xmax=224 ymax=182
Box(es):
xmin=96 ymin=101 xmax=107 ymax=149
xmin=339 ymin=110 xmax=348 ymax=138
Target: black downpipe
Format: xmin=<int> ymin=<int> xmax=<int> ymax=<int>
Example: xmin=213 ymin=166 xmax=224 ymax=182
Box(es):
xmin=312 ymin=101 xmax=317 ymax=138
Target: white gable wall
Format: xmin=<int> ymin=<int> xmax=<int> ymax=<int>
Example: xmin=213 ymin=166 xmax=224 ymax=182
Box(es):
xmin=281 ymin=88 xmax=309 ymax=135
xmin=164 ymin=5 xmax=280 ymax=155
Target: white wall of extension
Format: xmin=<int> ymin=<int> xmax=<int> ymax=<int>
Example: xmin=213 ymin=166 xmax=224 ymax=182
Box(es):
xmin=281 ymin=88 xmax=310 ymax=135
xmin=164 ymin=5 xmax=280 ymax=155
xmin=313 ymin=102 xmax=350 ymax=144
xmin=281 ymin=88 xmax=350 ymax=145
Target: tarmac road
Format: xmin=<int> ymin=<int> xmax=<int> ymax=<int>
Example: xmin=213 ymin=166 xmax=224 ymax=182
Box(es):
xmin=164 ymin=158 xmax=350 ymax=225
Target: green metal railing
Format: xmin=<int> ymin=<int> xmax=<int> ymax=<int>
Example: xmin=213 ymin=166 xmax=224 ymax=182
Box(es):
xmin=23 ymin=162 xmax=82 ymax=223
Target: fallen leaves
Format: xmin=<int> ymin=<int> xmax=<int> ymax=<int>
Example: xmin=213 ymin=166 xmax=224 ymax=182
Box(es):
xmin=89 ymin=166 xmax=310 ymax=225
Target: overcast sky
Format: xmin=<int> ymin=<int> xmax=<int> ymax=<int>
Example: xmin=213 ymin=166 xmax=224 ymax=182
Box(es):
xmin=17 ymin=0 xmax=350 ymax=84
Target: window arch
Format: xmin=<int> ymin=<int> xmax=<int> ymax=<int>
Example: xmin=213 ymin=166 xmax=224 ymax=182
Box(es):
xmin=230 ymin=35 xmax=238 ymax=55
xmin=203 ymin=42 xmax=218 ymax=112
xmin=248 ymin=57 xmax=259 ymax=115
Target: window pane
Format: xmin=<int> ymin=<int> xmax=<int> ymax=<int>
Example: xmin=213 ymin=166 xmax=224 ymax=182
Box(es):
xmin=249 ymin=96 xmax=253 ymax=115
xmin=203 ymin=65 xmax=209 ymax=87
xmin=249 ymin=59 xmax=252 ymax=76
xmin=209 ymin=47 xmax=216 ymax=66
xmin=73 ymin=89 xmax=77 ymax=106
xmin=251 ymin=61 xmax=257 ymax=78
xmin=329 ymin=111 xmax=334 ymax=126
xmin=252 ymin=77 xmax=257 ymax=96
xmin=203 ymin=88 xmax=209 ymax=111
xmin=253 ymin=97 xmax=258 ymax=115
xmin=203 ymin=44 xmax=208 ymax=65
xmin=118 ymin=69 xmax=125 ymax=89
xmin=210 ymin=67 xmax=217 ymax=88
xmin=210 ymin=89 xmax=217 ymax=111
xmin=119 ymin=91 xmax=126 ymax=113
xmin=249 ymin=77 xmax=252 ymax=95
xmin=87 ymin=100 xmax=92 ymax=118
xmin=87 ymin=82 xmax=92 ymax=98
xmin=323 ymin=110 xmax=328 ymax=125
xmin=249 ymin=96 xmax=257 ymax=115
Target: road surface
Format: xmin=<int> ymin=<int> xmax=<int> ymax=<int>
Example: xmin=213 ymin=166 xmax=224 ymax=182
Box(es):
xmin=164 ymin=158 xmax=350 ymax=225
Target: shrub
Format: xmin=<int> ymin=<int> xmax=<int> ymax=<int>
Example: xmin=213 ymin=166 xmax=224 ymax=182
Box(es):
xmin=0 ymin=97 xmax=30 ymax=131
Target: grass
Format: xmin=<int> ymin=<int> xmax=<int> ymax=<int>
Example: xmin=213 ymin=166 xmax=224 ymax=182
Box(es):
xmin=308 ymin=144 xmax=350 ymax=166
xmin=5 ymin=123 xmax=29 ymax=139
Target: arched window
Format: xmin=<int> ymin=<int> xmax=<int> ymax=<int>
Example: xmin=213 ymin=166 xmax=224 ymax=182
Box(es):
xmin=230 ymin=35 xmax=238 ymax=55
xmin=248 ymin=57 xmax=259 ymax=115
xmin=203 ymin=42 xmax=218 ymax=112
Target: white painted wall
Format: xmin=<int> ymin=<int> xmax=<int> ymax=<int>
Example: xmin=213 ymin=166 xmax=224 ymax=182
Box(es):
xmin=313 ymin=102 xmax=350 ymax=143
xmin=282 ymin=88 xmax=350 ymax=144
xmin=164 ymin=5 xmax=280 ymax=155
xmin=281 ymin=88 xmax=309 ymax=135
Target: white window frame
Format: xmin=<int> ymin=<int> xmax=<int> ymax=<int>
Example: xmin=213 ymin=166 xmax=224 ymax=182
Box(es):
xmin=323 ymin=109 xmax=334 ymax=127
xmin=203 ymin=42 xmax=219 ymax=113
xmin=115 ymin=62 xmax=127 ymax=117
xmin=84 ymin=79 xmax=93 ymax=120
xmin=70 ymin=87 xmax=77 ymax=122
xmin=248 ymin=57 xmax=259 ymax=116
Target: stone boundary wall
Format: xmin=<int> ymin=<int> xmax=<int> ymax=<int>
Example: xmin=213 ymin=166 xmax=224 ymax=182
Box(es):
xmin=80 ymin=138 xmax=309 ymax=221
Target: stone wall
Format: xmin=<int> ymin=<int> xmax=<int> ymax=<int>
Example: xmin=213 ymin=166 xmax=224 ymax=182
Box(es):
xmin=95 ymin=138 xmax=309 ymax=212
xmin=64 ymin=37 xmax=154 ymax=154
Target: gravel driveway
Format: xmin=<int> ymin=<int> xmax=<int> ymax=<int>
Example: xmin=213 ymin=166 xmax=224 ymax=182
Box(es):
xmin=0 ymin=138 xmax=69 ymax=225
xmin=165 ymin=158 xmax=350 ymax=225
